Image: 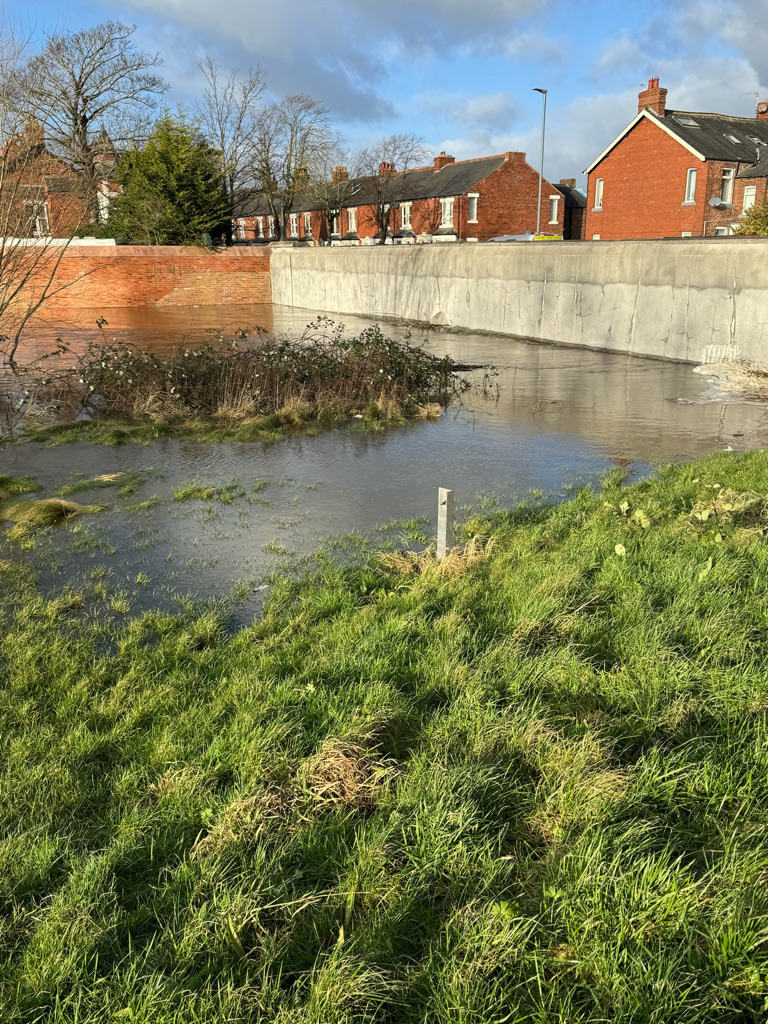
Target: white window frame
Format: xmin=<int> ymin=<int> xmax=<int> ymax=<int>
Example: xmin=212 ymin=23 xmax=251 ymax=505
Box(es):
xmin=681 ymin=231 xmax=693 ymax=237
xmin=331 ymin=214 xmax=339 ymax=236
xmin=720 ymin=167 xmax=735 ymax=205
xmin=467 ymin=194 xmax=478 ymax=223
xmin=267 ymin=215 xmax=275 ymax=236
xmin=548 ymin=195 xmax=560 ymax=225
xmin=743 ymin=185 xmax=757 ymax=211
xmin=304 ymin=211 xmax=311 ymax=236
xmin=684 ymin=168 xmax=697 ymax=204
xmin=401 ymin=202 xmax=412 ymax=229
xmin=348 ymin=207 xmax=357 ymax=233
xmin=592 ymin=234 xmax=601 ymax=240
xmin=593 ymin=178 xmax=604 ymax=210
xmin=256 ymin=216 xmax=263 ymax=238
xmin=440 ymin=197 xmax=454 ymax=227
xmin=27 ymin=201 xmax=50 ymax=237
xmin=713 ymin=226 xmax=729 ymax=236
xmin=289 ymin=213 xmax=298 ymax=237
xmin=237 ymin=217 xmax=246 ymax=240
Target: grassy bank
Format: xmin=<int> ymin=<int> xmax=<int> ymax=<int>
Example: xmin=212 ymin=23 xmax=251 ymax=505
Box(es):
xmin=2 ymin=450 xmax=768 ymax=1022
xmin=2 ymin=321 xmax=467 ymax=446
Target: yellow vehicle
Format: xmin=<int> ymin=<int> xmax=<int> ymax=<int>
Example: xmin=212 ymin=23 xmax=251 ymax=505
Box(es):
xmin=533 ymin=233 xmax=563 ymax=241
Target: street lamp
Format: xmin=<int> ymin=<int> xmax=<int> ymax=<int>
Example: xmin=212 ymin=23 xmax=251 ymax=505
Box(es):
xmin=533 ymin=87 xmax=547 ymax=235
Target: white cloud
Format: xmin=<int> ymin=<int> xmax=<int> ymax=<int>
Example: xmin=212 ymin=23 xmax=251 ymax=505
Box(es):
xmin=114 ymin=0 xmax=559 ymax=122
xmin=594 ymin=36 xmax=646 ymax=77
xmin=414 ymin=90 xmax=521 ymax=132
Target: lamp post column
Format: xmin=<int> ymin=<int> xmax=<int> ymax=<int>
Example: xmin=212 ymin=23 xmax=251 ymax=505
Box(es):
xmin=533 ymin=87 xmax=547 ymax=236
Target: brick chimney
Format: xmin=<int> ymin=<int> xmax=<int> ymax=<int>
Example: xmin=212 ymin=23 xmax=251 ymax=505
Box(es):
xmin=25 ymin=117 xmax=45 ymax=148
xmin=638 ymin=77 xmax=667 ymax=116
xmin=434 ymin=152 xmax=455 ymax=171
xmin=331 ymin=165 xmax=348 ymax=183
xmin=559 ymin=178 xmax=576 ymax=188
xmin=504 ymin=151 xmax=526 ymax=163
xmin=379 ymin=161 xmax=393 ymax=174
xmin=757 ymin=99 xmax=768 ymax=120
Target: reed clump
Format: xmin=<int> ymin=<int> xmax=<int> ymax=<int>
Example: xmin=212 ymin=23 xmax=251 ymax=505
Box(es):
xmin=18 ymin=320 xmax=467 ymax=444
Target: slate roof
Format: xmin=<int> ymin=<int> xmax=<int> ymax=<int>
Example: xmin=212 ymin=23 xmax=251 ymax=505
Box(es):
xmin=234 ymin=155 xmax=509 ymax=218
xmin=44 ymin=176 xmax=80 ymax=193
xmin=553 ymin=182 xmax=586 ymax=208
xmin=660 ymin=110 xmax=768 ymax=166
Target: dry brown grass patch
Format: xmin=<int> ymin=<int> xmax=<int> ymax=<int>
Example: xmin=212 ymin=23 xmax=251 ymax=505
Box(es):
xmin=302 ymin=739 xmax=400 ymax=813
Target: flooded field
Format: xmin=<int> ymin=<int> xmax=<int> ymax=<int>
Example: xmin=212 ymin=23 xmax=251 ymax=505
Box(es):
xmin=3 ymin=301 xmax=767 ymax=625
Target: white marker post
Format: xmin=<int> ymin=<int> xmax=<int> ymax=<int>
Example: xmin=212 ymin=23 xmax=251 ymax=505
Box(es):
xmin=437 ymin=487 xmax=454 ymax=560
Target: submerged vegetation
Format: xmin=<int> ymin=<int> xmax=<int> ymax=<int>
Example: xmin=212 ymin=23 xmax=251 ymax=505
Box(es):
xmin=2 ymin=449 xmax=768 ymax=1020
xmin=2 ymin=320 xmax=466 ymax=446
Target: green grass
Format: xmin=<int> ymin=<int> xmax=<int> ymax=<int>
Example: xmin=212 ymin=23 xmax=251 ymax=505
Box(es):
xmin=2 ymin=450 xmax=768 ymax=1021
xmin=173 ymin=477 xmax=248 ymax=504
xmin=57 ymin=471 xmax=146 ymax=496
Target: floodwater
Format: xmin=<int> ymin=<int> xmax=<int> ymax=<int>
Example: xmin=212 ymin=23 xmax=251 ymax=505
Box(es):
xmin=3 ymin=302 xmax=767 ymax=625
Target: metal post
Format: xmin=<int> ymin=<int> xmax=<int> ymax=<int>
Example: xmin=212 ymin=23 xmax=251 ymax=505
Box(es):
xmin=533 ymin=88 xmax=547 ymax=236
xmin=437 ymin=487 xmax=454 ymax=560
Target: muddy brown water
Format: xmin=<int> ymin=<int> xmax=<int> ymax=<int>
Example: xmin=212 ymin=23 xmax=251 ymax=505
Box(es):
xmin=3 ymin=302 xmax=767 ymax=626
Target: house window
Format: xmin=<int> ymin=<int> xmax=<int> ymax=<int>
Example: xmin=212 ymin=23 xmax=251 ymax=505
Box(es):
xmin=256 ymin=217 xmax=263 ymax=237
xmin=713 ymin=226 xmax=729 ymax=236
xmin=331 ymin=214 xmax=339 ymax=236
xmin=743 ymin=186 xmax=757 ymax=211
xmin=720 ymin=167 xmax=735 ymax=205
xmin=237 ymin=218 xmax=246 ymax=240
xmin=440 ymin=197 xmax=454 ymax=227
xmin=681 ymin=231 xmax=693 ymax=237
xmin=549 ymin=195 xmax=559 ymax=224
xmin=592 ymin=234 xmax=601 ymax=240
xmin=467 ymin=195 xmax=478 ymax=223
xmin=26 ymin=201 xmax=49 ymax=237
xmin=593 ymin=178 xmax=604 ymax=210
xmin=290 ymin=213 xmax=298 ymax=237
xmin=684 ymin=168 xmax=697 ymax=204
xmin=304 ymin=212 xmax=312 ymax=236
xmin=267 ymin=215 xmax=275 ymax=236
xmin=401 ymin=202 xmax=412 ymax=228
xmin=348 ymin=207 xmax=357 ymax=233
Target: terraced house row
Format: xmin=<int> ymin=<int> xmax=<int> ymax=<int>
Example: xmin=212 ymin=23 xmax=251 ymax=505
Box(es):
xmin=233 ymin=151 xmax=586 ymax=245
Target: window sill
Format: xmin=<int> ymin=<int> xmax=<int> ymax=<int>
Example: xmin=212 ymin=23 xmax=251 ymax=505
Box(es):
xmin=681 ymin=201 xmax=696 ymax=206
xmin=467 ymin=219 xmax=478 ymax=225
xmin=591 ymin=207 xmax=602 ymax=212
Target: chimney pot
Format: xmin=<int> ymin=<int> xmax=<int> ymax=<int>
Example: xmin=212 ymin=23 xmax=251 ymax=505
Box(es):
xmin=757 ymin=99 xmax=768 ymax=119
xmin=505 ymin=151 xmax=526 ymax=162
xmin=434 ymin=152 xmax=455 ymax=170
xmin=638 ymin=77 xmax=667 ymax=116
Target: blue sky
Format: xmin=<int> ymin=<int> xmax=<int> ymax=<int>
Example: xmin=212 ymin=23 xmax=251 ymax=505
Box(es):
xmin=8 ymin=0 xmax=768 ymax=184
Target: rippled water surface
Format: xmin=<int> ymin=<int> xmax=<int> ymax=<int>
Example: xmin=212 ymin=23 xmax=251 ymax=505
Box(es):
xmin=4 ymin=302 xmax=767 ymax=624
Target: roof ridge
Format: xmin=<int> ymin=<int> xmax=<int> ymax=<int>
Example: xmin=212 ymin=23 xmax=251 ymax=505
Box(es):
xmin=666 ymin=108 xmax=764 ymax=122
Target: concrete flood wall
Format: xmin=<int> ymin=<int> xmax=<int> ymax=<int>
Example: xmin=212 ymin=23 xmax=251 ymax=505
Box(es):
xmin=271 ymin=239 xmax=768 ymax=366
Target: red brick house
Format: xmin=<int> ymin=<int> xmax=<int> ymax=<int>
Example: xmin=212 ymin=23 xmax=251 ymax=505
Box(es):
xmin=234 ymin=150 xmax=568 ymax=245
xmin=0 ymin=121 xmax=119 ymax=237
xmin=584 ymin=79 xmax=768 ymax=239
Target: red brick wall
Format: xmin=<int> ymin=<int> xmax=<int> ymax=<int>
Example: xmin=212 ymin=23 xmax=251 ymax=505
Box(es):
xmin=34 ymin=245 xmax=272 ymax=309
xmin=586 ymin=118 xmax=708 ymax=239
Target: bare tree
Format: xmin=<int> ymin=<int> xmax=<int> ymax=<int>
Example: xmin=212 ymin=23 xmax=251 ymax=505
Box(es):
xmin=356 ymin=133 xmax=427 ymax=244
xmin=196 ymin=57 xmax=265 ymax=208
xmin=302 ymin=144 xmax=359 ymax=240
xmin=10 ymin=21 xmax=166 ymax=221
xmin=250 ymin=94 xmax=335 ymax=240
xmin=0 ymin=24 xmax=92 ymax=369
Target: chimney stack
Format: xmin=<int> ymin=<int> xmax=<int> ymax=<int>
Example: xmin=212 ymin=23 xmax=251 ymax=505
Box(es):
xmin=434 ymin=151 xmax=455 ymax=170
xmin=638 ymin=77 xmax=667 ymax=116
xmin=757 ymin=100 xmax=768 ymax=120
xmin=559 ymin=178 xmax=576 ymax=188
xmin=504 ymin=151 xmax=526 ymax=163
xmin=379 ymin=161 xmax=393 ymax=174
xmin=332 ymin=165 xmax=349 ymax=183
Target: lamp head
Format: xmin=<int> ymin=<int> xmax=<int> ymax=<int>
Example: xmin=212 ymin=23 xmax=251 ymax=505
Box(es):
xmin=533 ymin=87 xmax=547 ymax=95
